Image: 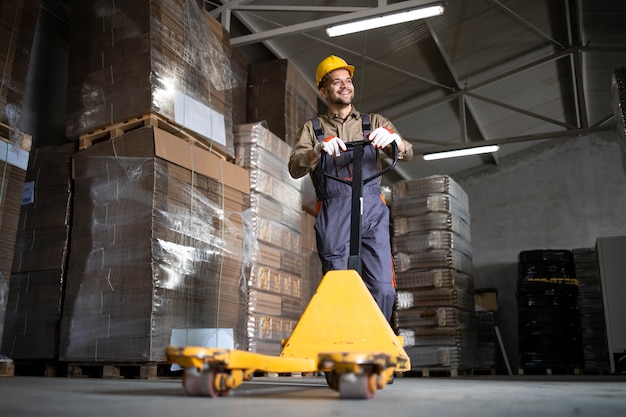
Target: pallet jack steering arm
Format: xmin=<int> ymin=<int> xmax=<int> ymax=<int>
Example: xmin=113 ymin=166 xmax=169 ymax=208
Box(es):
xmin=321 ymin=140 xmax=398 ymax=274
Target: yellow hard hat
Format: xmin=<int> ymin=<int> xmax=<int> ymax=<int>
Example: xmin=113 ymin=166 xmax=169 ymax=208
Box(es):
xmin=315 ymin=55 xmax=355 ymax=88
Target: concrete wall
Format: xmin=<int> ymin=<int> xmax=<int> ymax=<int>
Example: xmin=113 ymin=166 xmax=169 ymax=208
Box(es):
xmin=455 ymin=131 xmax=626 ymax=373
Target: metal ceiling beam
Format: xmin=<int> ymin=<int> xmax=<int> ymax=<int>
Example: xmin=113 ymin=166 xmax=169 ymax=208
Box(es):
xmin=426 ymin=21 xmax=489 ymax=141
xmin=232 ymin=5 xmax=368 ymax=13
xmin=493 ymin=0 xmax=564 ymax=48
xmin=425 ymin=20 xmax=498 ymax=164
xmin=565 ymin=0 xmax=589 ymax=129
xmin=228 ymin=0 xmax=441 ymax=47
xmin=389 ymin=47 xmax=576 ymax=123
xmin=222 ymin=2 xmax=449 ymax=101
xmin=465 ymin=92 xmax=578 ymax=129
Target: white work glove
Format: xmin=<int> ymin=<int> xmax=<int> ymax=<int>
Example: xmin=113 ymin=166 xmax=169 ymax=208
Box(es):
xmin=314 ymin=135 xmax=347 ymax=157
xmin=368 ymin=127 xmax=402 ymax=149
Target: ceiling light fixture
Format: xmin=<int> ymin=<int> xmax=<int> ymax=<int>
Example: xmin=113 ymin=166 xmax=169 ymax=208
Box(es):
xmin=423 ymin=145 xmax=500 ymax=160
xmin=326 ymin=4 xmax=445 ymax=37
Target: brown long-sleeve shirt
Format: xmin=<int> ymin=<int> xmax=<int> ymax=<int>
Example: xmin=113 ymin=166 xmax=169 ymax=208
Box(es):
xmin=288 ymin=106 xmax=413 ymax=179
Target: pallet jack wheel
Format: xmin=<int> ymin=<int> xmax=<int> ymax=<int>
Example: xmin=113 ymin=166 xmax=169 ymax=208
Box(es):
xmin=183 ymin=367 xmax=229 ymax=397
xmin=338 ymin=371 xmax=375 ymax=400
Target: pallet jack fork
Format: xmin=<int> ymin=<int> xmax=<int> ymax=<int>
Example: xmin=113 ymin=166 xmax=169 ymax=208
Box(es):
xmin=166 ymin=141 xmax=410 ymax=399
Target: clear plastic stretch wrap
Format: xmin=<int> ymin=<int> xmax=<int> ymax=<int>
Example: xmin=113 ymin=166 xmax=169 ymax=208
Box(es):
xmin=1 ymin=143 xmax=76 ymax=360
xmin=234 ymin=122 xmax=306 ymax=355
xmin=59 ymin=130 xmax=251 ymax=362
xmin=0 ymin=0 xmax=40 ymax=132
xmin=66 ymin=0 xmax=236 ymax=157
xmin=0 ymin=158 xmax=27 ymax=346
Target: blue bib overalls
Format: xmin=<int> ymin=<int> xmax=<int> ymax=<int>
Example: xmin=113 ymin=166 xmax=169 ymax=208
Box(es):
xmin=310 ymin=115 xmax=396 ymax=321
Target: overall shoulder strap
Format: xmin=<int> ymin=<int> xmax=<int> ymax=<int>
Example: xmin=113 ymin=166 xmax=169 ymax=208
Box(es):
xmin=311 ymin=117 xmax=325 ymax=142
xmin=360 ymin=113 xmax=371 ymax=138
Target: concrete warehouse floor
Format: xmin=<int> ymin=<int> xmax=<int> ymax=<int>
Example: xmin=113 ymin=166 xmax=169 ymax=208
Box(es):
xmin=1 ymin=374 xmax=625 ymax=417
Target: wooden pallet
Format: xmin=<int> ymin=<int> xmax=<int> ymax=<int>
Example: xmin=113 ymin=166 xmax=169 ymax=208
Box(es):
xmin=77 ymin=112 xmax=228 ymax=159
xmin=0 ymin=121 xmax=32 ymax=152
xmin=405 ymin=367 xmax=476 ymax=378
xmin=12 ymin=360 xmax=65 ymax=377
xmin=66 ymin=362 xmax=178 ymax=379
xmin=518 ymin=367 xmax=582 ymax=376
xmin=470 ymin=367 xmax=497 ymax=376
xmin=254 ymin=371 xmax=318 ymax=378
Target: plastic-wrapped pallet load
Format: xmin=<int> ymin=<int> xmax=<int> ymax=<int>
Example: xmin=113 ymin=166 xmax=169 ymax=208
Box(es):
xmin=59 ymin=126 xmax=251 ymax=362
xmin=0 ymin=0 xmax=40 ymax=129
xmin=2 ymin=143 xmax=76 ymax=360
xmin=0 ymin=0 xmax=40 ymax=346
xmin=517 ymin=250 xmax=583 ymax=373
xmin=391 ymin=175 xmax=477 ymax=373
xmin=234 ymin=122 xmax=306 ymax=356
xmin=66 ymin=0 xmax=236 ymax=158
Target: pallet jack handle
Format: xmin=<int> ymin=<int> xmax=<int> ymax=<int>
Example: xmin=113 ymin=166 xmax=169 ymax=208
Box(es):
xmin=321 ymin=140 xmax=398 ymax=275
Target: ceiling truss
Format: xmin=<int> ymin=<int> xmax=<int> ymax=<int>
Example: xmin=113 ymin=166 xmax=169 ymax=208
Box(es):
xmin=207 ymin=0 xmax=620 ymax=157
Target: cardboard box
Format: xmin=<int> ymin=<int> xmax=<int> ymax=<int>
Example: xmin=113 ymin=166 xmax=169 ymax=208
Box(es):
xmin=1 ymin=143 xmax=74 ymax=359
xmin=247 ymin=59 xmax=318 ymax=146
xmin=0 ymin=0 xmax=41 ymax=128
xmin=74 ymin=126 xmax=249 ymax=195
xmin=0 ymin=141 xmax=27 ymax=344
xmin=475 ymin=289 xmax=498 ymax=311
xmin=66 ymin=0 xmax=236 ymax=157
xmin=60 ymin=126 xmax=251 ymax=362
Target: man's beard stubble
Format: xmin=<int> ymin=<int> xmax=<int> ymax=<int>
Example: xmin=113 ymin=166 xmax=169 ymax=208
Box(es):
xmin=329 ymin=92 xmax=353 ymax=106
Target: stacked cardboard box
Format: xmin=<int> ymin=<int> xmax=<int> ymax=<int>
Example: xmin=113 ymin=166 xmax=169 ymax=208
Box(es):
xmin=1 ymin=143 xmax=76 ymax=359
xmin=234 ymin=122 xmax=305 ymax=355
xmin=391 ymin=175 xmax=477 ymax=372
xmin=0 ymin=1 xmax=39 ymax=339
xmin=59 ymin=126 xmax=251 ymax=362
xmin=0 ymin=0 xmax=40 ymax=129
xmin=247 ymin=59 xmax=318 ymax=147
xmin=0 ymin=137 xmax=29 ymax=343
xmin=66 ymin=0 xmax=237 ymax=158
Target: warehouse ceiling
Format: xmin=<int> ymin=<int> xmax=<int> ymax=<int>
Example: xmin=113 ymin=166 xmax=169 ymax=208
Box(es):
xmin=204 ymin=0 xmax=626 ymax=182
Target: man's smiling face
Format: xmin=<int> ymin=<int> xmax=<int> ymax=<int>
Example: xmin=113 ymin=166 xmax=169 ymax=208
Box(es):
xmin=321 ymin=68 xmax=354 ymax=106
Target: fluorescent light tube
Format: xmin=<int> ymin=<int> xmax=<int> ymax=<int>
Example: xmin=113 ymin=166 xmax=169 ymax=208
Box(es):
xmin=327 ymin=5 xmax=445 ymax=37
xmin=423 ymin=145 xmax=500 ymax=160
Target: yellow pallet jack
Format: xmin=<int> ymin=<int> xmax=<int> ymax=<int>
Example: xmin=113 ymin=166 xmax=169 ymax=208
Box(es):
xmin=167 ymin=141 xmax=410 ymax=399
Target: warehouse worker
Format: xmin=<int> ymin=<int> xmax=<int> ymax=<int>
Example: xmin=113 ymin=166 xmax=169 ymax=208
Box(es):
xmin=288 ymin=55 xmax=414 ymax=321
